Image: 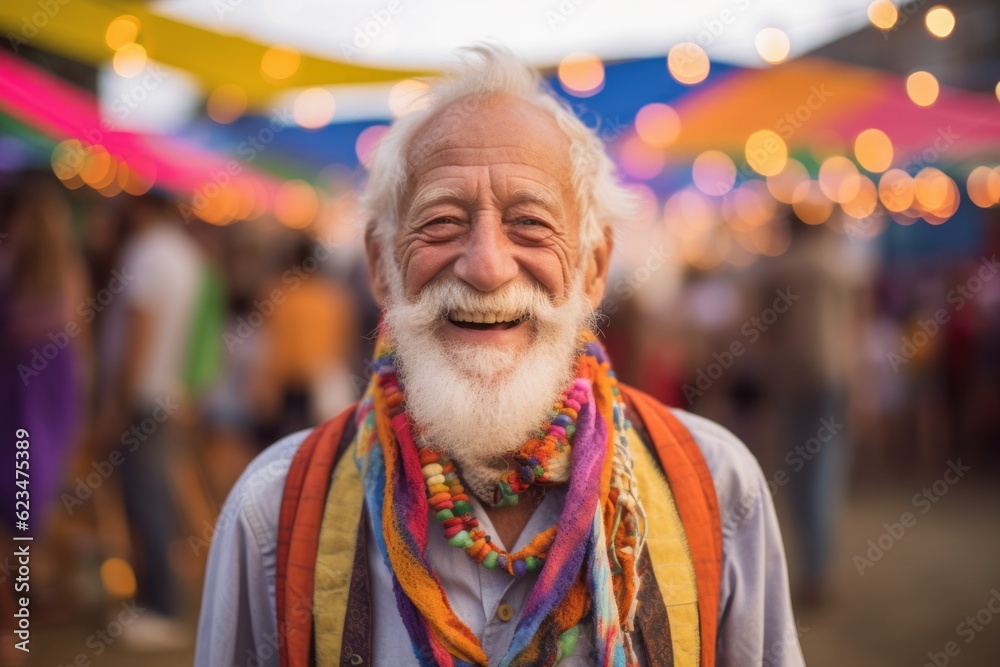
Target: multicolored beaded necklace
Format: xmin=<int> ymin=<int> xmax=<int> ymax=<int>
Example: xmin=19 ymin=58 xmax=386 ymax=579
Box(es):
xmin=356 ymin=331 xmax=647 ymax=666
xmin=417 ymin=376 xmax=595 ymax=577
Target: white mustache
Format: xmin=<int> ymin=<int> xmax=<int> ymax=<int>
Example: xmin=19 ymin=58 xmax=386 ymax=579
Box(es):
xmin=396 ymin=280 xmax=562 ymax=330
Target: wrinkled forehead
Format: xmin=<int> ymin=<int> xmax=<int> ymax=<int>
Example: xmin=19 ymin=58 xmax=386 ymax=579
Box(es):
xmin=402 ymin=94 xmax=576 ymax=203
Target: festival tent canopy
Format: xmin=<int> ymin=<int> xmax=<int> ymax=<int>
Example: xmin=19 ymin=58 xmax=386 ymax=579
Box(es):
xmin=0 ymin=0 xmax=428 ymax=110
xmin=176 ymin=54 xmax=1000 ymax=187
xmin=663 ymin=58 xmax=1000 ymax=163
xmin=0 ymin=47 xmax=284 ymax=213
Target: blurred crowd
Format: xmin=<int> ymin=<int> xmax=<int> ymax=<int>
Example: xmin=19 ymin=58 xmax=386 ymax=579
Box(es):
xmin=1 ymin=168 xmax=998 ymax=657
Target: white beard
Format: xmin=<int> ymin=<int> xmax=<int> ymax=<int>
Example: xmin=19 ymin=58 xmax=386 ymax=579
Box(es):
xmin=383 ymin=277 xmax=594 ymax=502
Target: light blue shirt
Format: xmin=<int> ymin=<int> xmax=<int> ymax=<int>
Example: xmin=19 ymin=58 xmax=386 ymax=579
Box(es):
xmin=195 ymin=409 xmax=805 ymax=666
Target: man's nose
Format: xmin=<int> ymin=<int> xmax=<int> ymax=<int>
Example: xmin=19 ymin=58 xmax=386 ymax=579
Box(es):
xmin=452 ymin=215 xmax=519 ymax=293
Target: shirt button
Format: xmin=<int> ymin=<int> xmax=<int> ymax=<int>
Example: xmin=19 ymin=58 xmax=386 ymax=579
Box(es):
xmin=496 ymin=603 xmax=515 ymax=622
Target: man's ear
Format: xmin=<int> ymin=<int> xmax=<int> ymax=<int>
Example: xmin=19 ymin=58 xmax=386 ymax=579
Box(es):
xmin=364 ymin=223 xmax=389 ymax=305
xmin=584 ymin=226 xmax=613 ymax=309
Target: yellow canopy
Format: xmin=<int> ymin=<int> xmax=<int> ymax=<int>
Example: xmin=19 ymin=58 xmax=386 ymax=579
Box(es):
xmin=0 ymin=0 xmax=431 ymax=110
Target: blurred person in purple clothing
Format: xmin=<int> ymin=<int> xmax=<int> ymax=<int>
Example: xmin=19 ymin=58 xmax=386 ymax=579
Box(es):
xmin=0 ymin=174 xmax=88 ymax=663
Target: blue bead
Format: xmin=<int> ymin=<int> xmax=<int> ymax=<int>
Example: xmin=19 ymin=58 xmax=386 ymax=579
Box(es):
xmin=513 ymin=559 xmax=527 ymax=576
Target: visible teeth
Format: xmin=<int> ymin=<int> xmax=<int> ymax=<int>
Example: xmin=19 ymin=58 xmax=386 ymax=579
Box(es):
xmin=448 ymin=309 xmax=521 ymax=324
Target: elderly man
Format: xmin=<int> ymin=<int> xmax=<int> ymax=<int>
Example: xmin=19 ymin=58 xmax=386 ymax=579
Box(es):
xmin=196 ymin=46 xmax=804 ymax=667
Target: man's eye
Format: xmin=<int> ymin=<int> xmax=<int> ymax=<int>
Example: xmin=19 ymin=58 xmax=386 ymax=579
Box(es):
xmin=425 ymin=217 xmax=461 ymax=228
xmin=518 ymin=218 xmax=544 ymax=227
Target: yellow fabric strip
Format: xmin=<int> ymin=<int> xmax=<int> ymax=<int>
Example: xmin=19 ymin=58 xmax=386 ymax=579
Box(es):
xmin=628 ymin=427 xmax=701 ymax=667
xmin=0 ymin=0 xmax=429 ymax=109
xmin=313 ymin=447 xmax=365 ymax=664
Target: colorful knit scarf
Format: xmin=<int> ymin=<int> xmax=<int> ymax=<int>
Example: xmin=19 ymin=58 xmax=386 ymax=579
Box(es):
xmin=351 ymin=331 xmax=647 ymax=667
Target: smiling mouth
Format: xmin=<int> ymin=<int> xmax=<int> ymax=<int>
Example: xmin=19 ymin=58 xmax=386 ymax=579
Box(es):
xmin=446 ymin=308 xmax=525 ymax=331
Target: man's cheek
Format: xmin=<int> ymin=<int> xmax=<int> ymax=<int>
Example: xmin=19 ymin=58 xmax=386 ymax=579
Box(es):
xmin=518 ymin=248 xmax=568 ymax=301
xmin=405 ymin=246 xmax=456 ymax=295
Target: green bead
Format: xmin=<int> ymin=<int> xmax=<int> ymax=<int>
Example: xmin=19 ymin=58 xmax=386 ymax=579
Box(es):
xmin=483 ymin=551 xmax=499 ymax=569
xmin=556 ymin=625 xmax=580 ymax=661
xmin=448 ymin=530 xmax=473 ymax=548
xmin=453 ymin=501 xmax=472 ymax=516
xmin=565 ymin=424 xmax=576 ymax=438
xmin=525 ymin=556 xmax=540 ymax=572
xmin=436 ymin=509 xmax=454 ymax=522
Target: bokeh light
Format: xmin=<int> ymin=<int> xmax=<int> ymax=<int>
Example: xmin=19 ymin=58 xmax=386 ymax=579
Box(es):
xmin=745 ymin=129 xmax=788 ymax=177
xmin=766 ymin=158 xmax=810 ymax=204
xmin=634 ymin=103 xmax=681 ymax=148
xmin=105 ymin=15 xmax=140 ymax=50
xmin=792 ymin=181 xmax=834 ymax=224
xmin=841 ymin=175 xmax=878 ymax=218
xmin=112 ymin=42 xmax=147 ymax=78
xmin=966 ymin=166 xmax=1000 ymax=208
xmin=100 ymin=557 xmax=137 ymax=599
xmin=50 ymin=140 xmax=86 ymax=182
xmin=557 ymin=52 xmax=605 ymax=97
xmin=819 ymin=155 xmax=861 ymax=203
xmin=355 ymin=124 xmax=389 ymax=168
xmin=232 ymin=180 xmax=261 ymax=221
xmin=191 ymin=183 xmax=242 ymax=226
xmin=667 ymin=42 xmax=710 ymax=85
xmin=854 ymin=129 xmax=894 ymax=173
xmin=692 ymin=150 xmax=737 ymax=196
xmin=755 ymin=28 xmax=791 ymax=65
xmin=664 ymin=187 xmax=724 ymax=268
xmin=207 ymin=84 xmax=248 ymax=124
xmin=275 ymin=179 xmax=319 ymax=228
xmin=913 ymin=167 xmax=950 ymax=211
xmin=925 ymin=6 xmax=956 ymax=38
xmin=261 ymin=46 xmax=301 ymax=81
xmin=867 ymin=0 xmax=898 ymax=30
xmin=906 ymin=71 xmax=940 ymax=107
xmin=733 ymin=181 xmax=777 ymax=229
xmin=922 ymin=174 xmax=960 ymax=223
xmin=79 ymin=145 xmax=114 ymax=188
xmin=878 ymin=169 xmax=915 ymax=212
xmin=619 ymin=135 xmax=666 ymax=180
xmin=293 ymin=88 xmax=336 ymax=129
xmin=664 ymin=188 xmax=716 ymax=241
xmin=97 ymin=178 xmax=123 ymax=198
xmin=116 ymin=158 xmax=156 ymax=196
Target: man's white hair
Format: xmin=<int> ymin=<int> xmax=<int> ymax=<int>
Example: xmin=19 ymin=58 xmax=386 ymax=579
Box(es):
xmin=361 ymin=44 xmax=635 ymax=283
